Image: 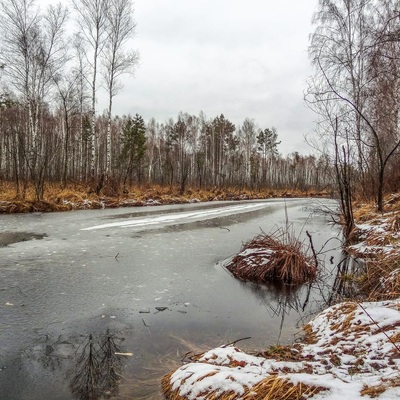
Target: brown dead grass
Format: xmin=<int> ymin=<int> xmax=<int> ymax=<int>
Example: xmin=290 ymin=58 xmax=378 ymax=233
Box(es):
xmin=361 ymin=384 xmax=389 ymax=398
xmin=161 ymin=371 xmax=325 ymax=400
xmin=359 ymin=255 xmax=400 ymax=301
xmin=254 ymin=344 xmax=306 ymax=362
xmin=226 ymin=230 xmax=316 ymax=285
xmin=242 ymin=376 xmax=325 ymax=400
xmin=348 ymin=192 xmax=400 ymax=301
xmin=0 ymin=180 xmax=329 ymax=213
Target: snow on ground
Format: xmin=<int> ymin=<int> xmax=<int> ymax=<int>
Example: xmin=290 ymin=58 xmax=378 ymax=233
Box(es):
xmin=348 ymin=214 xmax=400 ymax=258
xmin=163 ymin=300 xmax=400 ymax=399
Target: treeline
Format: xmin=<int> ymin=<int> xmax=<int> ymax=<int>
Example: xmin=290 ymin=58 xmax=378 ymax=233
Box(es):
xmin=0 ymin=103 xmax=333 ymax=198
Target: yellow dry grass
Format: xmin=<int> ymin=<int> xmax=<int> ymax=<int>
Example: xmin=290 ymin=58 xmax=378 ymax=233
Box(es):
xmin=352 ymin=202 xmax=378 ymax=223
xmin=347 ymin=192 xmax=400 ymax=301
xmin=161 ymin=372 xmax=325 ymax=400
xmin=361 ymin=384 xmax=389 ymax=398
xmin=0 ymin=180 xmax=326 ymax=214
xmin=255 ymin=344 xmax=305 ymax=362
xmin=359 ymin=255 xmax=400 ymax=301
xmin=226 ymin=231 xmax=316 ymax=285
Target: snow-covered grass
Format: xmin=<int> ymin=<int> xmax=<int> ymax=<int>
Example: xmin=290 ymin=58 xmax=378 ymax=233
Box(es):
xmin=225 ymin=229 xmax=316 ymax=285
xmin=162 ymin=300 xmax=400 ymax=399
xmin=347 ymin=197 xmax=400 ymax=301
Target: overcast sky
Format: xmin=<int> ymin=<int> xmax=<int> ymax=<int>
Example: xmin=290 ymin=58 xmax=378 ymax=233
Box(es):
xmin=105 ymin=1 xmax=319 ymax=154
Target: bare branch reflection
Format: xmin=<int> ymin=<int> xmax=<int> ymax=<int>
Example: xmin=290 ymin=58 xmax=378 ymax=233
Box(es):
xmin=237 ymin=252 xmax=363 ymax=343
xmin=70 ymin=330 xmax=126 ymax=400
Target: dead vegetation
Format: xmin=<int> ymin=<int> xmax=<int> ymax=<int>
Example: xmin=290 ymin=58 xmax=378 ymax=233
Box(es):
xmin=359 ymin=255 xmax=400 ymax=301
xmin=344 ymin=192 xmax=400 ymax=302
xmin=0 ymin=180 xmax=329 ymax=213
xmin=161 ymin=372 xmax=325 ymax=400
xmin=225 ymin=229 xmax=317 ymax=285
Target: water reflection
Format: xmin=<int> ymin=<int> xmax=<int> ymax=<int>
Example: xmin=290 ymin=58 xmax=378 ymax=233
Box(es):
xmin=328 ymin=254 xmax=364 ymax=304
xmin=28 ymin=329 xmax=127 ymax=400
xmin=70 ymin=330 xmax=126 ymax=400
xmin=241 ymin=281 xmax=314 ymax=342
xmin=236 ymin=252 xmax=362 ymax=344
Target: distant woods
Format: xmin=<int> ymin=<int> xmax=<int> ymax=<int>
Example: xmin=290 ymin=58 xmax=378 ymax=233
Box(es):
xmin=0 ymin=0 xmax=333 ymax=201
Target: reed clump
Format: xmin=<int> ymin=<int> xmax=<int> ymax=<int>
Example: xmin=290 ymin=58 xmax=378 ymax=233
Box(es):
xmin=226 ymin=229 xmax=317 ymax=285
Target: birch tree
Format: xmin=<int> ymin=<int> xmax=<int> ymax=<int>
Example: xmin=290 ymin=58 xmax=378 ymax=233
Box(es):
xmin=102 ymin=0 xmax=138 ymax=179
xmin=308 ymin=0 xmax=400 ymax=212
xmin=0 ymin=0 xmax=68 ymax=199
xmin=257 ymin=127 xmax=280 ymax=187
xmin=72 ymin=0 xmax=108 ymax=179
xmin=239 ymin=118 xmax=258 ymax=187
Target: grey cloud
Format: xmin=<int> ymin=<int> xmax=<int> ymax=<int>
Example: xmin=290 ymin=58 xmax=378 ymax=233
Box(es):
xmin=108 ymin=0 xmax=318 ymax=154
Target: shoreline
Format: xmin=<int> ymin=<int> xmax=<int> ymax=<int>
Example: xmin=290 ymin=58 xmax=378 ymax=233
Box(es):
xmin=0 ymin=183 xmax=330 ymax=214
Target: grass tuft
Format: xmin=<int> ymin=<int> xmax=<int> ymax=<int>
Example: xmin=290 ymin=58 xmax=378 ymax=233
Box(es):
xmin=225 ymin=229 xmax=316 ymax=285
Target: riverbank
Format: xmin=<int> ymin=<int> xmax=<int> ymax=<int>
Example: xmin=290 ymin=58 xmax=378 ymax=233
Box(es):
xmin=0 ymin=181 xmax=329 ymax=213
xmin=161 ymin=195 xmax=400 ymax=399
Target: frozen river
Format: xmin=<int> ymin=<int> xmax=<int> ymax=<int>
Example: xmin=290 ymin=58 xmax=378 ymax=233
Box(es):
xmin=0 ymin=198 xmax=341 ymax=399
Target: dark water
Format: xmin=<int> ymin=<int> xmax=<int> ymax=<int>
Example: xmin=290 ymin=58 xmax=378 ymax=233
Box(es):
xmin=0 ymin=199 xmax=342 ymax=399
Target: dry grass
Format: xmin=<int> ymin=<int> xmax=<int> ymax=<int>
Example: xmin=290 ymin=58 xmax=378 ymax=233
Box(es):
xmin=243 ymin=376 xmax=325 ymax=400
xmin=0 ymin=180 xmax=328 ymax=213
xmin=352 ymin=202 xmax=378 ymax=223
xmin=361 ymin=384 xmax=390 ymax=398
xmin=353 ymin=192 xmax=400 ymax=220
xmin=254 ymin=344 xmax=305 ymax=362
xmin=162 ymin=372 xmax=325 ymax=400
xmin=358 ymin=255 xmax=400 ymax=301
xmin=348 ymin=192 xmax=400 ymax=301
xmin=226 ymin=229 xmax=317 ymax=285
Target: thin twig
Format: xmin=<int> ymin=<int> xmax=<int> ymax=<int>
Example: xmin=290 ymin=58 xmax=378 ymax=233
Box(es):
xmin=357 ymin=302 xmax=400 ymax=353
xmin=221 ymin=337 xmax=251 ymax=348
xmin=306 ymin=231 xmax=319 ymax=268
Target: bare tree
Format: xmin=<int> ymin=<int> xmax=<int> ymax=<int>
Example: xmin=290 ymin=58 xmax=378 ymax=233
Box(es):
xmin=102 ymin=0 xmax=138 ymax=180
xmin=72 ymin=0 xmax=109 ymax=179
xmin=53 ymin=72 xmax=81 ymax=187
xmin=307 ymin=0 xmax=400 ymax=213
xmin=0 ymin=0 xmax=68 ymax=199
xmin=239 ymin=118 xmax=258 ymax=187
